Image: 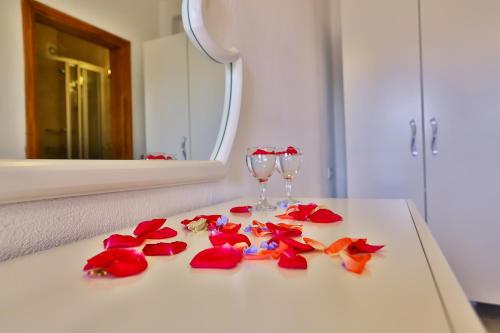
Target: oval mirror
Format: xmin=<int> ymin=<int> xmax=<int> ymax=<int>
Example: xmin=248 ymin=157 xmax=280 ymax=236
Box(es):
xmin=0 ymin=0 xmax=227 ymax=161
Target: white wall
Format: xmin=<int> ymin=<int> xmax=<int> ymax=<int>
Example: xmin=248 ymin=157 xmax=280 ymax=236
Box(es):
xmin=0 ymin=0 xmax=342 ymax=261
xmin=159 ymin=0 xmax=183 ymax=37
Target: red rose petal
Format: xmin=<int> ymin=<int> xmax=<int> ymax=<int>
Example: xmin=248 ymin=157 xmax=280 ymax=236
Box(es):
xmin=309 ymin=209 xmax=343 ymax=223
xmin=139 ymin=227 xmax=177 ymax=239
xmin=252 ymin=149 xmax=275 ymax=155
xmin=296 ymin=203 xmax=318 ymax=214
xmin=272 ymin=236 xmax=314 ymax=253
xmin=133 ymin=218 xmax=166 ymax=236
xmin=190 ymin=247 xmax=243 ymax=269
xmin=277 ymin=203 xmax=318 ymax=221
xmin=347 ymin=239 xmax=385 ymax=254
xmin=201 ymin=215 xmax=222 ymax=222
xmin=230 ymin=206 xmax=252 ymax=213
xmin=181 ymin=215 xmax=221 ymax=226
xmin=146 ymin=155 xmax=166 ymax=160
xmin=276 ymin=146 xmax=299 ymax=155
xmin=266 ymin=222 xmax=302 ymax=237
xmin=84 ymin=250 xmax=115 ymax=271
xmin=209 ymin=232 xmax=251 ymax=247
xmin=84 ymin=249 xmax=148 ymax=277
xmin=286 ymin=146 xmax=299 ymax=155
xmin=288 ymin=210 xmax=311 ymax=221
xmin=103 ymin=234 xmax=144 ymax=249
xmin=142 ymin=241 xmax=187 ymax=256
xmin=278 ymin=248 xmax=307 ymax=269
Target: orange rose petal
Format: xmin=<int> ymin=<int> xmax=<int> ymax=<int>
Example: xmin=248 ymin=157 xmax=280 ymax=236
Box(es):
xmin=251 ymin=228 xmax=271 ymax=237
xmin=243 ymin=250 xmax=276 ymax=260
xmin=303 ymin=237 xmax=327 ymax=251
xmin=271 ymin=242 xmax=290 ymax=259
xmin=340 ymin=252 xmax=371 ymax=274
xmin=252 ymin=221 xmax=267 ymax=228
xmin=324 ymin=237 xmax=353 ymax=256
xmin=277 ymin=223 xmax=302 ymax=230
xmin=275 ymin=213 xmax=294 ymax=220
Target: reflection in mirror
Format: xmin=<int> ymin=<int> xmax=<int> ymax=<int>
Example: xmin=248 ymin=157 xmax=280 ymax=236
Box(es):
xmin=144 ymin=24 xmax=225 ymax=160
xmin=0 ymin=0 xmax=225 ymax=160
xmin=35 ymin=23 xmax=113 ymax=159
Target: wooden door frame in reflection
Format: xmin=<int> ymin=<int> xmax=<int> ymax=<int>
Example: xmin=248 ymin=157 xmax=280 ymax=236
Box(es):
xmin=21 ymin=0 xmax=133 ymax=159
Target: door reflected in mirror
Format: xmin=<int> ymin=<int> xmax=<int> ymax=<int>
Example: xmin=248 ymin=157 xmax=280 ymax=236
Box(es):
xmin=0 ymin=0 xmax=226 ymax=160
xmin=35 ymin=22 xmax=113 ymax=159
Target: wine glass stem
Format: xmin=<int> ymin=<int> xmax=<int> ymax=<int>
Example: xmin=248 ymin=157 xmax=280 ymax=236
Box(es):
xmin=259 ymin=181 xmax=268 ymax=203
xmin=285 ymin=178 xmax=293 ymax=200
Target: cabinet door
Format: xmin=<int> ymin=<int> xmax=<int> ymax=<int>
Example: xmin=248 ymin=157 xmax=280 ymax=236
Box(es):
xmin=342 ymin=0 xmax=426 ymax=212
xmin=144 ymin=34 xmax=190 ymax=159
xmin=421 ymin=0 xmax=500 ymax=304
xmin=187 ymin=42 xmax=225 ymax=160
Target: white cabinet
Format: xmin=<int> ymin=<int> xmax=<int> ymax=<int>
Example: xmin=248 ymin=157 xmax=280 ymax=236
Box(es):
xmin=143 ymin=33 xmax=225 ymax=160
xmin=144 ymin=34 xmax=190 ymax=159
xmin=420 ymin=0 xmax=500 ymax=304
xmin=342 ymin=0 xmax=500 ymax=304
xmin=342 ymin=0 xmax=426 ymax=214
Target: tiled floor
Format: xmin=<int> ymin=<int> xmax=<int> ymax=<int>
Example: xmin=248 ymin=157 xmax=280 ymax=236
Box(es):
xmin=475 ymin=303 xmax=500 ymax=333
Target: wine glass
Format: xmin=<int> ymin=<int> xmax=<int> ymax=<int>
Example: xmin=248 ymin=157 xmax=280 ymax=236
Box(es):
xmin=246 ymin=147 xmax=277 ymax=211
xmin=276 ymin=146 xmax=302 ymax=207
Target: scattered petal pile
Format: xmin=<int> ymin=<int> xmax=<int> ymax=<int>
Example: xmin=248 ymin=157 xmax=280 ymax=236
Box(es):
xmin=303 ymin=237 xmax=384 ymax=274
xmin=244 ymin=220 xmax=303 ymax=238
xmin=84 ymin=204 xmax=385 ymax=278
xmin=188 ymin=215 xmax=250 ymax=269
xmin=276 ymin=203 xmax=343 ymax=223
xmin=84 ymin=218 xmax=186 ymax=278
xmin=181 ymin=215 xmax=241 ymax=234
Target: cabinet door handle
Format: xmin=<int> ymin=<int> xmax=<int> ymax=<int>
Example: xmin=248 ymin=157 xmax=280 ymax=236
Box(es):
xmin=410 ymin=119 xmax=418 ymax=156
xmin=181 ymin=136 xmax=188 ymax=160
xmin=430 ymin=117 xmax=439 ymax=155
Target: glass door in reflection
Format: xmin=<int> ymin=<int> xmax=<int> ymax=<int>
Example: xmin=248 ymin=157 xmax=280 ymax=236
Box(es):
xmin=35 ymin=22 xmax=112 ymax=159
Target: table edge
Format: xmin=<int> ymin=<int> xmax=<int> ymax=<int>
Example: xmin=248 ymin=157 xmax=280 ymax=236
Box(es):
xmin=406 ymin=200 xmax=486 ymax=333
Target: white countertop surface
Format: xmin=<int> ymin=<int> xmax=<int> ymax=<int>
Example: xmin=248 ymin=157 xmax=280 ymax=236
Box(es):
xmin=0 ymin=198 xmax=485 ymax=333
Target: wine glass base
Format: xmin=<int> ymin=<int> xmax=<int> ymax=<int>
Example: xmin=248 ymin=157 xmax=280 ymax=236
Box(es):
xmin=252 ymin=201 xmax=277 ymax=211
xmin=277 ymin=198 xmax=301 ymax=209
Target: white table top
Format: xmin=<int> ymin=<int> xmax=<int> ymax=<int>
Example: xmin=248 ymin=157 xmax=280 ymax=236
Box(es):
xmin=0 ymin=198 xmax=484 ymax=333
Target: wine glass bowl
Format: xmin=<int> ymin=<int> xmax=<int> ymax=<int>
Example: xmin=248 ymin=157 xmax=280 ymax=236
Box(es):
xmin=276 ymin=146 xmax=302 ymax=207
xmin=246 ymin=147 xmax=277 ymax=211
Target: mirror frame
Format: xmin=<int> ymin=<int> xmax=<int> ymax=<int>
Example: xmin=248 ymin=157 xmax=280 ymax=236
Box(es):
xmin=0 ymin=0 xmax=242 ymax=205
